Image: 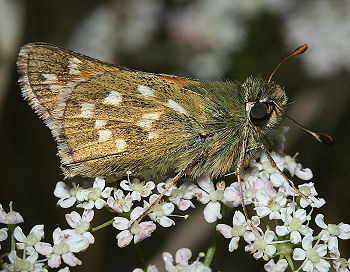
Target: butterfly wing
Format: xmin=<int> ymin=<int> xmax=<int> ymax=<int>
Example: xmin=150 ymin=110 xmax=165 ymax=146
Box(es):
xmin=17 ymin=43 xmax=211 ymax=178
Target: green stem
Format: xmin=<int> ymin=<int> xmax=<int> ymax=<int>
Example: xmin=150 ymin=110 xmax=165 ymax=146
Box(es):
xmin=203 ymin=227 xmax=219 ymax=267
xmin=286 ymin=253 xmax=295 ymax=271
xmin=133 ymin=244 xmax=146 ymax=271
xmin=203 ymin=204 xmax=227 ymax=267
xmin=8 ymin=224 xmax=16 ymax=251
xmin=91 ymin=219 xmax=115 ymax=232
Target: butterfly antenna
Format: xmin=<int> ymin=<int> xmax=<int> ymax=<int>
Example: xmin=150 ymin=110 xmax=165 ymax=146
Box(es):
xmin=285 ymin=115 xmax=333 ymax=145
xmin=268 ymin=44 xmax=308 ymax=83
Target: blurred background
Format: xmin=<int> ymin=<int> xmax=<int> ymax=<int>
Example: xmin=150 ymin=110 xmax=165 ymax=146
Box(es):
xmin=0 ymin=0 xmax=349 ymax=271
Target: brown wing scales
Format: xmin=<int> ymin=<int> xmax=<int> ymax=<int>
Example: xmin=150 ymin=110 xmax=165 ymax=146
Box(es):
xmin=17 ymin=43 xmax=211 ymax=179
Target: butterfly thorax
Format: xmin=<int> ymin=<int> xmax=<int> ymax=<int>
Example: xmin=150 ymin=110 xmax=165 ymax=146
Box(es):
xmin=182 ymin=77 xmax=288 ymax=178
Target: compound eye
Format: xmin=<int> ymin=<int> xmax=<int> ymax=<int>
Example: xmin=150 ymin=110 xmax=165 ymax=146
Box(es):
xmin=250 ymin=102 xmax=271 ymax=125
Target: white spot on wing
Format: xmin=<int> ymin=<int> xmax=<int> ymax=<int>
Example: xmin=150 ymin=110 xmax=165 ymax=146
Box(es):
xmin=137 ymin=112 xmax=161 ymax=130
xmin=95 ymin=120 xmax=107 ymax=129
xmin=104 ymin=91 xmax=122 ymax=106
xmin=138 ymin=85 xmax=155 ymax=98
xmin=50 ymin=85 xmax=62 ymax=92
xmin=115 ymin=138 xmax=127 ymax=152
xmin=68 ymin=57 xmax=81 ymax=75
xmin=167 ymin=99 xmax=187 ymax=114
xmin=148 ymin=132 xmax=158 ymax=140
xmin=98 ymin=129 xmax=112 ymax=142
xmin=42 ymin=74 xmax=58 ymax=84
xmin=80 ymin=103 xmax=95 ymax=118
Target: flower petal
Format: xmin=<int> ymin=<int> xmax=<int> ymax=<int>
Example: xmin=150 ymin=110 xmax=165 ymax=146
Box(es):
xmin=48 ymin=254 xmax=62 ymax=268
xmin=54 ymin=182 xmax=70 ymax=198
xmin=95 ymin=199 xmax=106 ymax=209
xmin=159 ymin=217 xmax=175 ymax=228
xmin=232 ymin=211 xmax=246 ymax=225
xmin=276 ymin=226 xmax=289 ymax=236
xmin=302 ymin=236 xmax=313 ymax=250
xmin=293 ymin=248 xmax=306 ymax=261
xmin=116 ymin=230 xmax=133 ymax=248
xmin=203 ymin=202 xmax=221 ymax=223
xmin=197 ymin=174 xmax=214 ymax=193
xmin=35 ymin=242 xmax=52 ymax=255
xmin=0 ymin=228 xmax=8 ymax=242
xmin=62 ymin=252 xmax=82 ymax=266
xmin=162 ymin=252 xmax=176 ymax=272
xmin=94 ymin=177 xmax=105 ymax=190
xmin=65 ymin=212 xmax=81 ymax=228
xmin=295 ymin=167 xmax=313 ymax=180
xmin=339 ymin=223 xmax=350 ymax=240
xmin=113 ymin=217 xmax=129 ymax=230
xmin=216 ymin=224 xmax=233 ymax=239
xmin=228 ymin=237 xmax=240 ymax=252
xmin=57 ymin=197 xmax=76 ymax=208
xmin=162 ymin=203 xmax=174 ymax=215
xmin=315 ymin=214 xmax=327 ymax=228
xmin=13 ymin=226 xmax=25 ymax=242
xmin=66 ymin=233 xmax=89 ymax=252
xmin=265 ymin=245 xmax=276 ymax=256
xmin=315 ymin=258 xmax=330 ymax=272
xmin=175 ymin=248 xmax=191 ymax=266
xmin=290 ymin=230 xmax=302 ymax=244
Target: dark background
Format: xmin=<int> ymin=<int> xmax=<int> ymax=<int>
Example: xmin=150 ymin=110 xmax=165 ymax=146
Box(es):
xmin=0 ymin=0 xmax=349 ymax=271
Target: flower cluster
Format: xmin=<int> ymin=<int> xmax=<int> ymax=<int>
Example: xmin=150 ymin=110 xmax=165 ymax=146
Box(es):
xmin=0 ymin=202 xmax=91 ymax=271
xmin=215 ymin=128 xmax=350 ymax=271
xmin=1 ymin=127 xmax=349 ymax=271
xmin=133 ymin=248 xmax=210 ymax=272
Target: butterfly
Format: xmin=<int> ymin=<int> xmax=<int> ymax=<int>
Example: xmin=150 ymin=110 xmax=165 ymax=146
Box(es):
xmin=18 ymin=43 xmax=329 ymax=219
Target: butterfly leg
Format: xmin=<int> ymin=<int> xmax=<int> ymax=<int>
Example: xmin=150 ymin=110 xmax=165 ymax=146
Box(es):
xmin=235 ymin=126 xmax=251 ymax=221
xmin=259 ymin=143 xmax=306 ymax=198
xmin=132 ymin=166 xmax=188 ymax=226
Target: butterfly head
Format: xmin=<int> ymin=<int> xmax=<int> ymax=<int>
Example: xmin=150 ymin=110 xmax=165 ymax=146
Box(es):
xmin=243 ymin=76 xmax=288 ymax=132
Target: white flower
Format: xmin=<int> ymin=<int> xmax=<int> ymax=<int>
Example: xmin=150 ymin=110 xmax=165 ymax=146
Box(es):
xmin=144 ymin=195 xmax=175 ymax=227
xmin=157 ymin=181 xmax=197 ymax=211
xmin=0 ymin=202 xmax=24 ymax=224
xmin=315 ymin=214 xmax=350 ymax=251
xmin=113 ymin=207 xmax=156 ymax=247
xmin=264 ymin=259 xmax=288 ymax=272
xmin=196 ymin=175 xmax=225 ymax=223
xmin=14 ymin=225 xmax=44 ymax=251
xmin=65 ymin=210 xmax=95 ymax=244
xmin=35 ymin=227 xmax=88 ymax=268
xmin=7 ymin=247 xmax=47 ymax=272
xmin=332 ymin=257 xmax=350 ymax=272
xmin=276 ymin=205 xmax=313 ymax=244
xmin=162 ymin=248 xmax=211 ymax=272
xmin=77 ymin=177 xmax=113 ymax=209
xmin=245 ymin=230 xmax=277 ymax=260
xmin=244 ymin=175 xmax=276 ymax=202
xmin=224 ymin=181 xmax=243 ymax=207
xmin=107 ymin=189 xmax=133 ymax=213
xmin=298 ymin=183 xmax=326 ymax=208
xmin=216 ymin=211 xmax=257 ymax=252
xmin=254 ymin=191 xmax=287 ymax=220
xmin=120 ymin=178 xmax=155 ymax=201
xmin=54 ymin=182 xmax=89 ymax=208
xmin=259 ymin=152 xmax=285 ymax=180
xmin=293 ymin=236 xmax=330 ymax=272
xmin=0 ymin=227 xmax=8 ymax=250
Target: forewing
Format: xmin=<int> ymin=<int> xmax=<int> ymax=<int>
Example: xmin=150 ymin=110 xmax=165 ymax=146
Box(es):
xmin=17 ymin=43 xmax=210 ymax=178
